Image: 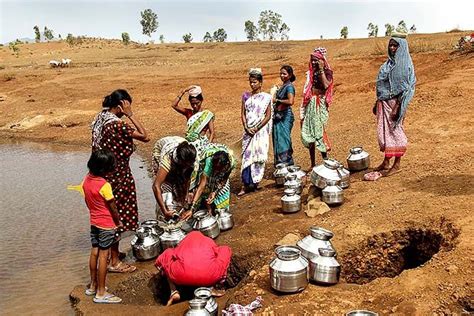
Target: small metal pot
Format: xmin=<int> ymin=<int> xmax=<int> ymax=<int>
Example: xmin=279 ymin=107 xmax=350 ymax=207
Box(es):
xmin=273 ymin=163 xmax=289 ymax=187
xmin=194 ymin=287 xmax=218 ymax=316
xmin=346 ymin=146 xmax=370 ymax=171
xmin=297 ymin=226 xmax=336 ymax=261
xmin=140 ymin=219 xmax=164 ymax=236
xmin=159 ymin=227 xmax=186 ymax=251
xmin=346 ymin=310 xmax=379 ymax=316
xmin=185 ymin=298 xmax=210 ymax=316
xmin=193 ymin=210 xmax=220 ymax=239
xmin=337 ymin=163 xmax=351 ymax=189
xmin=131 ymin=226 xmax=161 ymax=260
xmin=270 ymin=246 xmax=309 ymax=293
xmin=216 ymin=208 xmax=234 ymax=231
xmin=284 ymin=174 xmax=302 ymax=195
xmin=321 ymin=181 xmax=344 ymax=205
xmin=309 ymin=247 xmax=340 ymax=285
xmin=281 ymin=188 xmax=301 ymax=213
xmin=311 ymin=159 xmax=342 ymax=189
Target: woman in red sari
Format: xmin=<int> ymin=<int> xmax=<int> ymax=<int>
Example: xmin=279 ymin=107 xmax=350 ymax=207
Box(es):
xmin=91 ymin=89 xmax=149 ymax=272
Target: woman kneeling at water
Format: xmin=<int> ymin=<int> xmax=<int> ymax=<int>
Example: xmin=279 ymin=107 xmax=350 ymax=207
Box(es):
xmin=155 ymin=231 xmax=232 ymax=306
xmin=186 ymin=144 xmax=236 ymax=217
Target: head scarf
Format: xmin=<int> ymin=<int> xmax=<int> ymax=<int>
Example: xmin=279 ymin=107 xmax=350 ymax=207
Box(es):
xmin=188 ymin=85 xmax=202 ymax=97
xmin=376 ymin=37 xmax=416 ymax=125
xmin=302 ymin=47 xmax=334 ymax=107
xmin=249 ymin=68 xmax=262 ymax=76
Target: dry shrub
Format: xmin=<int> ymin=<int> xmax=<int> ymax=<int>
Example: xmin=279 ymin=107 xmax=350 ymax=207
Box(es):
xmin=447 ymin=28 xmax=463 ymax=33
xmin=372 ymin=40 xmax=386 ymax=56
xmin=410 ymin=39 xmax=453 ymax=53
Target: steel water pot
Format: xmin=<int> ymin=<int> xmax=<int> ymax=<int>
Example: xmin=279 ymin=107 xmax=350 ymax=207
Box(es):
xmin=131 ymin=226 xmax=161 ymax=260
xmin=273 ymin=163 xmax=289 ymax=187
xmin=185 ymin=298 xmax=210 ymax=316
xmin=269 ymin=245 xmax=309 ymax=293
xmin=337 ymin=163 xmax=351 ymax=189
xmin=159 ymin=226 xmax=186 ymax=251
xmin=284 ymin=174 xmax=302 ymax=194
xmin=216 ymin=208 xmax=234 ymax=231
xmin=193 ymin=210 xmax=220 ymax=239
xmin=310 ymin=159 xmax=342 ymax=189
xmin=346 ymin=310 xmax=379 ymax=316
xmin=322 ymin=180 xmax=344 ymax=205
xmin=194 ymin=287 xmax=218 ymax=316
xmin=140 ymin=219 xmax=164 ymax=237
xmin=309 ymin=247 xmax=340 ymax=285
xmin=281 ymin=188 xmax=301 ymax=213
xmin=296 ymin=226 xmax=336 ymax=260
xmin=347 ymin=146 xmax=370 ymax=171
xmin=288 ymin=165 xmax=307 ymax=187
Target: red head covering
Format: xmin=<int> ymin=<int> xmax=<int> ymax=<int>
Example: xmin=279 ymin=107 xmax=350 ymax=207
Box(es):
xmin=302 ymin=47 xmax=334 ymax=107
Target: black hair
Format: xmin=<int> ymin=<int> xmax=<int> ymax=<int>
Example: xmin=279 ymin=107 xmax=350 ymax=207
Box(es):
xmin=166 ymin=142 xmax=197 ymax=202
xmin=249 ymin=73 xmax=263 ymax=83
xmin=87 ymin=149 xmax=116 ymax=177
xmin=102 ymin=89 xmax=132 ymax=108
xmin=188 ymin=94 xmax=203 ymax=102
xmin=211 ymin=151 xmax=232 ymax=180
xmin=281 ymin=65 xmax=296 ymax=82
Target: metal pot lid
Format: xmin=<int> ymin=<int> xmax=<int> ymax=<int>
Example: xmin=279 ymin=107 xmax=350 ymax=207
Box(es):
xmin=285 ymin=174 xmax=297 ymax=181
xmin=141 ymin=219 xmax=158 ymax=226
xmin=193 ymin=210 xmax=208 ymax=219
xmin=275 ymin=245 xmax=301 ymax=261
xmin=350 ymin=147 xmax=363 ymax=154
xmin=275 ymin=162 xmax=288 ymax=169
xmin=323 ymin=158 xmax=340 ymax=170
xmin=310 ymin=226 xmax=334 ymax=240
xmin=318 ymin=247 xmax=336 ymax=257
xmin=283 ymin=188 xmax=296 ymax=196
xmin=288 ymin=165 xmax=301 ymax=173
xmin=346 ymin=310 xmax=379 ymax=316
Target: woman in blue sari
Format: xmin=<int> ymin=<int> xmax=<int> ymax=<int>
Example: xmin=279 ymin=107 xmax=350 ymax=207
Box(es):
xmin=272 ymin=65 xmax=296 ymax=166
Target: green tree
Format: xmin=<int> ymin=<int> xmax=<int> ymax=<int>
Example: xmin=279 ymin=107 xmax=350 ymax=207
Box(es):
xmin=182 ymin=33 xmax=193 ymax=43
xmin=385 ymin=23 xmax=394 ymax=36
xmin=43 ymin=26 xmax=54 ymax=41
xmin=279 ymin=23 xmax=290 ymax=40
xmin=244 ymin=20 xmax=258 ymax=41
xmin=121 ymin=32 xmax=130 ymax=45
xmin=213 ymin=28 xmax=227 ymax=42
xmin=33 ymin=25 xmax=41 ymax=42
xmin=367 ymin=23 xmax=378 ymax=37
xmin=66 ymin=33 xmax=74 ymax=46
xmin=159 ymin=34 xmax=165 ymax=43
xmin=9 ymin=41 xmax=20 ymax=57
xmin=203 ymin=32 xmax=213 ymax=42
xmin=140 ymin=9 xmax=158 ymax=37
xmin=258 ymin=10 xmax=289 ymax=41
xmin=398 ymin=20 xmax=407 ymax=30
xmin=340 ymin=26 xmax=348 ymax=39
xmin=58 ymin=34 xmax=62 ymax=39
xmin=410 ymin=24 xmax=417 ymax=33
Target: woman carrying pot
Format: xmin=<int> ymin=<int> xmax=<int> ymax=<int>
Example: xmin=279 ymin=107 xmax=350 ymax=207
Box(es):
xmin=91 ymin=89 xmax=149 ymax=273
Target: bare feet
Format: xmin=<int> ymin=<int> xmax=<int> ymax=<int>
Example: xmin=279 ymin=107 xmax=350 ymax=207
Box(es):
xmin=237 ymin=188 xmax=246 ymax=197
xmin=374 ymin=163 xmax=390 ymax=171
xmin=382 ymin=166 xmax=402 ymax=177
xmin=166 ymin=290 xmax=180 ymax=306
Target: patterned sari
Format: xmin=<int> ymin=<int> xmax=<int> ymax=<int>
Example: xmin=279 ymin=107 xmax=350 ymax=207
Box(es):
xmin=272 ymin=83 xmax=295 ymax=166
xmin=185 ymin=110 xmax=214 ymax=157
xmin=241 ymin=92 xmax=272 ymax=188
xmin=301 ymin=95 xmax=331 ymax=152
xmin=377 ymin=98 xmax=407 ymax=157
xmin=190 ymin=143 xmax=236 ymax=210
xmin=91 ymin=111 xmax=138 ymax=233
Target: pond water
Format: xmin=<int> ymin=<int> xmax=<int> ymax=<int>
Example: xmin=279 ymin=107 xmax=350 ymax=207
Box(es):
xmin=0 ymin=141 xmax=156 ymax=315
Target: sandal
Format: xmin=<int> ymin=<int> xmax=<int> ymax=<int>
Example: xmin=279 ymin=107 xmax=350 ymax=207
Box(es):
xmin=166 ymin=290 xmax=181 ymax=306
xmin=108 ymin=262 xmax=137 ymax=273
xmin=85 ymin=286 xmax=107 ymax=296
xmin=93 ymin=293 xmax=122 ymax=304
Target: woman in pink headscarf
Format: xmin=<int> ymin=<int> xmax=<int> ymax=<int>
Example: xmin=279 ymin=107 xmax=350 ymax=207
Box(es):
xmin=300 ymin=47 xmax=334 ymax=168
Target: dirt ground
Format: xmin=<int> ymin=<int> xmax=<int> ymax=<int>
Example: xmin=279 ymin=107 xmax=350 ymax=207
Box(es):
xmin=1 ymin=32 xmax=473 ymax=315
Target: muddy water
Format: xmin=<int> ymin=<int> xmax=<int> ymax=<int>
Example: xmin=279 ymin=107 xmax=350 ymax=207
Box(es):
xmin=0 ymin=142 xmax=156 ymax=315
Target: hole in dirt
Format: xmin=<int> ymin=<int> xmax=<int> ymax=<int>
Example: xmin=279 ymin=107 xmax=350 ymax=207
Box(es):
xmin=340 ymin=227 xmax=458 ymax=285
xmin=116 ymin=256 xmax=252 ymax=306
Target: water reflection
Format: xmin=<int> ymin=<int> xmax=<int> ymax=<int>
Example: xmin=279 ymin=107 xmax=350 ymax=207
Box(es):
xmin=0 ymin=141 xmax=155 ymax=315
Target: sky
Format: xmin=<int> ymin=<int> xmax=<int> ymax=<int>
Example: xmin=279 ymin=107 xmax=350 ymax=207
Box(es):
xmin=1 ymin=0 xmax=473 ymax=44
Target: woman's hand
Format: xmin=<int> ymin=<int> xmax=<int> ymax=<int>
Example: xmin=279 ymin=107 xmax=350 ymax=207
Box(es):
xmin=180 ymin=210 xmax=192 ymax=221
xmin=182 ymin=86 xmax=195 ymax=94
xmin=317 ymin=60 xmax=324 ymax=71
xmin=372 ymin=100 xmax=378 ymax=115
xmin=206 ymin=192 xmax=216 ymax=204
xmin=119 ymin=100 xmax=133 ymax=117
xmin=163 ymin=208 xmax=175 ymax=219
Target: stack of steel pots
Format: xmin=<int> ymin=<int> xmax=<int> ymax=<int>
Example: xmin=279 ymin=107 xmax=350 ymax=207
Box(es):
xmin=194 ymin=287 xmax=218 ymax=316
xmin=296 ymin=226 xmax=336 ymax=260
xmin=269 ymin=246 xmax=309 ymax=293
xmin=284 ymin=174 xmax=302 ymax=195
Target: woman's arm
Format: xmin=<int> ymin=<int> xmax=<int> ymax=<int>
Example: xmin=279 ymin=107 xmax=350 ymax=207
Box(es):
xmin=119 ymin=100 xmax=150 ymax=142
xmin=191 ymin=173 xmax=208 ymax=211
xmin=251 ymin=100 xmax=272 ymax=134
xmin=171 ymin=86 xmax=193 ymax=115
xmin=241 ymin=97 xmax=250 ymax=134
xmin=317 ymin=60 xmax=332 ymax=90
xmin=208 ymin=119 xmax=215 ymax=142
xmin=275 ymin=92 xmax=295 ymax=106
xmin=152 ymin=168 xmax=174 ymax=218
